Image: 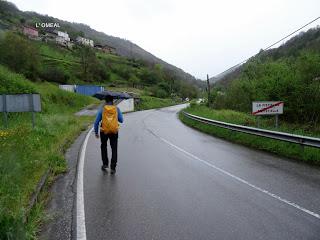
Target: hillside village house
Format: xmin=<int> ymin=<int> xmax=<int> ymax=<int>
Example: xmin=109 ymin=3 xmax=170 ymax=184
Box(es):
xmin=94 ymin=44 xmax=103 ymax=50
xmin=94 ymin=44 xmax=117 ymax=54
xmin=54 ymin=30 xmax=73 ymax=48
xmin=76 ymin=36 xmax=94 ymax=47
xmin=21 ymin=25 xmax=93 ymax=50
xmin=43 ymin=29 xmax=57 ymax=41
xmin=22 ymin=26 xmax=38 ymax=38
xmin=55 ymin=30 xmax=70 ymax=42
xmin=43 ymin=29 xmax=73 ymax=48
xmin=103 ymin=45 xmax=117 ymax=54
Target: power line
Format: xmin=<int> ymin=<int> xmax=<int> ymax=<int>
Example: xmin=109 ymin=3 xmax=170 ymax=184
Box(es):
xmin=213 ymin=16 xmax=320 ymax=79
xmin=264 ymin=16 xmax=320 ymax=51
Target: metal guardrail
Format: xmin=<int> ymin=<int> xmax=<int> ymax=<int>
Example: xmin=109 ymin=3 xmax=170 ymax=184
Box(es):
xmin=182 ymin=111 xmax=320 ymax=148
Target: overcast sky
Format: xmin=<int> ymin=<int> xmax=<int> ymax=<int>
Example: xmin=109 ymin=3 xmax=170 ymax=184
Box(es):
xmin=10 ymin=0 xmax=320 ymax=79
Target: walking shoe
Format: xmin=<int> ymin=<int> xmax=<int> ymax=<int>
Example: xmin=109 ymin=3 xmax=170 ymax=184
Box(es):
xmin=110 ymin=168 xmax=116 ymax=174
xmin=101 ymin=165 xmax=108 ymax=171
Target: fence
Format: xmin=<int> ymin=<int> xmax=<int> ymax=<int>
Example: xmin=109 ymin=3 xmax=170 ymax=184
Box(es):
xmin=75 ymin=85 xmax=104 ymax=96
xmin=182 ymin=111 xmax=320 ymax=148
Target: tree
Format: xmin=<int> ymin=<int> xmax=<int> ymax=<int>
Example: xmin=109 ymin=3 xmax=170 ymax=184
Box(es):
xmin=128 ymin=74 xmax=140 ymax=88
xmin=138 ymin=68 xmax=158 ymax=85
xmin=178 ymin=81 xmax=198 ymax=99
xmin=77 ymin=46 xmax=97 ymax=81
xmin=164 ymin=69 xmax=177 ymax=94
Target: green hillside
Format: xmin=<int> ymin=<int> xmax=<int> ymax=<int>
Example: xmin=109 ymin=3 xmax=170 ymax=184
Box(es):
xmin=0 ymin=30 xmax=198 ymax=99
xmin=211 ymin=27 xmax=320 ymax=125
xmin=0 ymin=0 xmax=205 ymax=90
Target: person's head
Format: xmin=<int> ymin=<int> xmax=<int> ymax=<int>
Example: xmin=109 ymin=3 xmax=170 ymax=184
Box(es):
xmin=105 ymin=96 xmax=114 ymax=104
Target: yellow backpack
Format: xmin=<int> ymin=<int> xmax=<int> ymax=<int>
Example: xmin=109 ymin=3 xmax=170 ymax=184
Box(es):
xmin=101 ymin=105 xmax=119 ymax=134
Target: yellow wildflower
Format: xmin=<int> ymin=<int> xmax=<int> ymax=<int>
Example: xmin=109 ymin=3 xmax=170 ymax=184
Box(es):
xmin=0 ymin=130 xmax=10 ymax=137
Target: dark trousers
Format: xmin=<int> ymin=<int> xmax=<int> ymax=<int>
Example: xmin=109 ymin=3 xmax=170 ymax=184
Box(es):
xmin=100 ymin=132 xmax=118 ymax=170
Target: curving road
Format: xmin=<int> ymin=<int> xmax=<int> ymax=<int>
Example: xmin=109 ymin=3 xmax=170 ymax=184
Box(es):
xmin=82 ymin=104 xmax=320 ymax=240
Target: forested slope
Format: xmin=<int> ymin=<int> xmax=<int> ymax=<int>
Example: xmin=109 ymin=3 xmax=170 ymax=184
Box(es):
xmin=211 ymin=27 xmax=320 ymax=125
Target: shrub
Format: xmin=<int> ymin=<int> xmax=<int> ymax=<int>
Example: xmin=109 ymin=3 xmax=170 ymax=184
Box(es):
xmin=0 ymin=32 xmax=40 ymax=80
xmin=0 ymin=65 xmax=36 ymax=94
xmin=216 ymin=51 xmax=320 ymax=125
xmin=40 ymin=66 xmax=70 ymax=83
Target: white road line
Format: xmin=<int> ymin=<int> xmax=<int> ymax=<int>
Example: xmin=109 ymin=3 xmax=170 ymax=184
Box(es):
xmin=157 ymin=135 xmax=320 ymax=220
xmin=77 ymin=128 xmax=93 ymax=240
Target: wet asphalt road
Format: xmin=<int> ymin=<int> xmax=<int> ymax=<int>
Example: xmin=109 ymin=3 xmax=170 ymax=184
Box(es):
xmin=83 ymin=104 xmax=320 ymax=240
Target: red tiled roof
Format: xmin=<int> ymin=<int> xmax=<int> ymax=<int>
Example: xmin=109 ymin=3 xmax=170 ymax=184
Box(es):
xmin=23 ymin=25 xmax=38 ymax=31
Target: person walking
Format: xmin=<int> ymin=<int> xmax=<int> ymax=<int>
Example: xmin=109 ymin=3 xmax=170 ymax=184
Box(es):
xmin=94 ymin=96 xmax=123 ymax=174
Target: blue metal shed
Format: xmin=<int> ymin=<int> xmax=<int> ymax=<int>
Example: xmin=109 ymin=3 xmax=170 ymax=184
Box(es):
xmin=75 ymin=85 xmax=105 ymax=96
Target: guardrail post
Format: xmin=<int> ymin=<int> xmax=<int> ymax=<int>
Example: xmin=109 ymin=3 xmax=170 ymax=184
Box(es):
xmin=230 ymin=128 xmax=236 ymax=138
xmin=299 ymin=139 xmax=305 ymax=153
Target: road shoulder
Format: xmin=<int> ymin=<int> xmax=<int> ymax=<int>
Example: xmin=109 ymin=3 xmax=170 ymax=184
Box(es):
xmin=40 ymin=129 xmax=89 ymax=240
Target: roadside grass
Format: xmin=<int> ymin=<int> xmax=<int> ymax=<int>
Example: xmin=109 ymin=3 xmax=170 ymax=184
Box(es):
xmin=136 ymin=96 xmax=182 ymax=111
xmin=0 ymin=65 xmax=98 ymax=239
xmin=0 ymin=112 xmax=95 ymax=239
xmin=180 ymin=104 xmax=320 ymax=165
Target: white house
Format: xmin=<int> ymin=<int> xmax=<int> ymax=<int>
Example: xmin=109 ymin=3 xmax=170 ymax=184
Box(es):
xmin=76 ymin=36 xmax=94 ymax=47
xmin=44 ymin=30 xmax=71 ymax=47
xmin=53 ymin=30 xmax=70 ymax=46
xmin=54 ymin=30 xmax=70 ymax=42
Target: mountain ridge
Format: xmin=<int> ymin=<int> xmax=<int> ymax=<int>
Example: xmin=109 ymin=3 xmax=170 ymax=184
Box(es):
xmin=210 ymin=25 xmax=320 ymax=87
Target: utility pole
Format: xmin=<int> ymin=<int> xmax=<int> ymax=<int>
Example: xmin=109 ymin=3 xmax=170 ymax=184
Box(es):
xmin=207 ymin=74 xmax=211 ymax=107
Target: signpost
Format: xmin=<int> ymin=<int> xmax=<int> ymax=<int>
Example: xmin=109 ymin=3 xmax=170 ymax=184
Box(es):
xmin=0 ymin=94 xmax=41 ymax=128
xmin=252 ymin=101 xmax=284 ymax=128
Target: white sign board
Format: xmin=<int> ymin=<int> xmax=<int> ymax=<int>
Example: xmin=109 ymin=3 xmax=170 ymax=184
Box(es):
xmin=252 ymin=101 xmax=284 ymax=116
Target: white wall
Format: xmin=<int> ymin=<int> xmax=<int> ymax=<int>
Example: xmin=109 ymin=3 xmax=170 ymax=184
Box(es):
xmin=59 ymin=85 xmax=76 ymax=92
xmin=58 ymin=31 xmax=70 ymax=41
xmin=116 ymin=98 xmax=134 ymax=113
xmin=76 ymin=37 xmax=94 ymax=47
